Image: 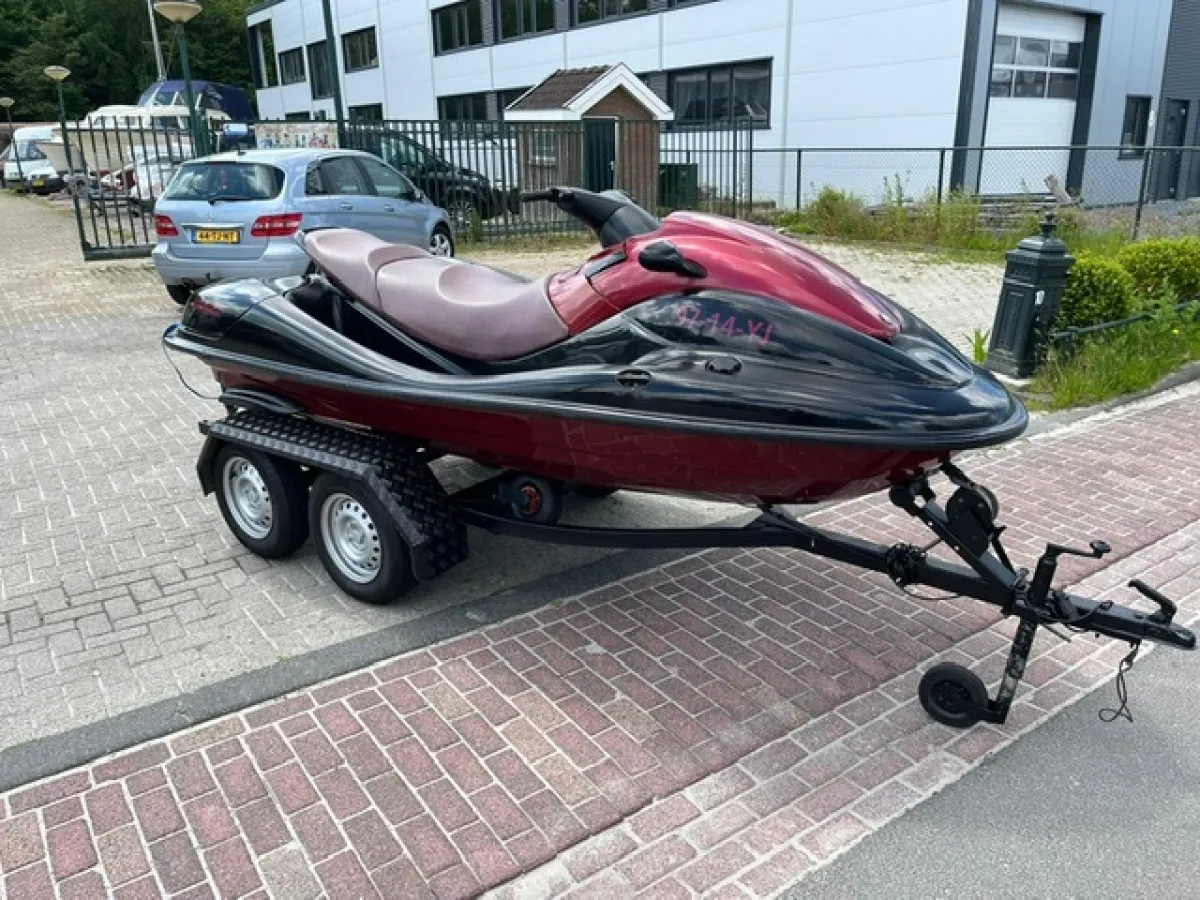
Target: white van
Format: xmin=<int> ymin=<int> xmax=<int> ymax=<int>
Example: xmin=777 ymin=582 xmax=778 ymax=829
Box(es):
xmin=3 ymin=125 xmax=62 ymax=194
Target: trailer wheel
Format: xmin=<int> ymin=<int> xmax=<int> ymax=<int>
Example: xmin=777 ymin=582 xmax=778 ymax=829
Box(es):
xmin=918 ymin=663 xmax=989 ymax=729
xmin=505 ymin=475 xmax=563 ymax=525
xmin=310 ymin=473 xmax=416 ymax=604
xmin=214 ymin=445 xmax=309 ymax=558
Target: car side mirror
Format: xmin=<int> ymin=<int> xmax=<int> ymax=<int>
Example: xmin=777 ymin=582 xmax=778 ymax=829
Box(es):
xmin=638 ymin=240 xmax=707 ymax=279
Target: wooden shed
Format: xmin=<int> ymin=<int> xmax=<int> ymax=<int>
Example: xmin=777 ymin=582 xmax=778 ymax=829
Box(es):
xmin=503 ymin=64 xmax=673 ymax=211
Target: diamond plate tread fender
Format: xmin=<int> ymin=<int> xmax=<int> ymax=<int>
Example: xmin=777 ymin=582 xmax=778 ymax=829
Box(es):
xmin=196 ymin=411 xmax=469 ymax=582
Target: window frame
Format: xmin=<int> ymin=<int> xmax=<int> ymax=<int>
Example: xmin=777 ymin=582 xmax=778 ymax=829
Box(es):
xmin=527 ymin=130 xmax=558 ymax=166
xmin=432 ymin=0 xmax=484 ymax=55
xmin=667 ymin=60 xmax=772 ymax=129
xmin=1121 ymin=95 xmax=1152 ymax=159
xmin=348 ymin=103 xmax=384 ymax=123
xmin=990 ymin=32 xmax=1081 ymax=102
xmin=572 ymin=0 xmax=649 ymax=27
xmin=278 ymin=47 xmax=306 ymax=86
xmin=355 ymin=156 xmax=417 ymax=200
xmin=249 ymin=22 xmax=278 ymax=89
xmin=315 ymin=155 xmax=372 ymax=196
xmin=495 ymin=0 xmax=556 ymax=42
xmin=307 ymin=40 xmax=334 ymax=100
xmin=341 ymin=26 xmax=379 ymax=73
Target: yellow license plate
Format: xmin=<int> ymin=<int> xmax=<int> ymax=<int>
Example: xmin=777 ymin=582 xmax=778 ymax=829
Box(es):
xmin=32 ymin=178 xmax=45 ymax=187
xmin=195 ymin=228 xmax=241 ymax=244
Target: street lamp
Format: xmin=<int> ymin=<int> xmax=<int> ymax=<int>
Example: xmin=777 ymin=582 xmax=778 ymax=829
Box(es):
xmin=43 ymin=65 xmax=89 ymax=252
xmin=43 ymin=66 xmax=76 ymax=177
xmin=0 ymin=97 xmax=24 ymax=192
xmin=153 ymin=1 xmax=210 ymax=157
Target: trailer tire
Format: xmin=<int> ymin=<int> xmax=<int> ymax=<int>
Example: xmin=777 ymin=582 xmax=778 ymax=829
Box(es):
xmin=310 ymin=473 xmax=416 ymax=604
xmin=918 ymin=662 xmax=988 ymax=729
xmin=214 ymin=445 xmax=309 ymax=558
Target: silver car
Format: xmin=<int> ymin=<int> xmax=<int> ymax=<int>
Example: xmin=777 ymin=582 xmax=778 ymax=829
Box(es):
xmin=152 ymin=148 xmax=455 ymax=304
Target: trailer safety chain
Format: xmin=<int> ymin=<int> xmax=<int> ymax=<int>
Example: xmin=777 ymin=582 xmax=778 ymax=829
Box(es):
xmin=162 ymin=342 xmax=220 ymax=402
xmin=1098 ymin=642 xmax=1141 ymax=724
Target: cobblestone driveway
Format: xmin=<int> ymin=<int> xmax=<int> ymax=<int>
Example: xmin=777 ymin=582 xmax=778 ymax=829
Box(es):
xmin=0 ymin=193 xmax=1004 ymax=754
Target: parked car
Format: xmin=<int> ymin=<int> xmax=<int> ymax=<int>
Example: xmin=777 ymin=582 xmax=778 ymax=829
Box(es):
xmin=374 ymin=133 xmax=520 ymax=231
xmin=3 ymin=125 xmax=62 ymax=194
xmin=152 ymin=148 xmax=454 ymax=305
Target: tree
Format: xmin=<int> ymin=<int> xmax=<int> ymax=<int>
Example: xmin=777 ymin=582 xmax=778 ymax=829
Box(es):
xmin=0 ymin=0 xmax=254 ymax=122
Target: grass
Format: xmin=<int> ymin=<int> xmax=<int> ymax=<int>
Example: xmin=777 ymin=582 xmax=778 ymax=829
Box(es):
xmin=1029 ymin=307 xmax=1200 ymax=409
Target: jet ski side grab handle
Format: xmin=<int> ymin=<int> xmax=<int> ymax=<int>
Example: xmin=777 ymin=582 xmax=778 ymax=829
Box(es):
xmin=521 ymin=186 xmax=662 ymax=248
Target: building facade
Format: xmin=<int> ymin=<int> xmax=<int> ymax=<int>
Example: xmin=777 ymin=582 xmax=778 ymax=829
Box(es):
xmin=244 ymin=0 xmax=1187 ymax=206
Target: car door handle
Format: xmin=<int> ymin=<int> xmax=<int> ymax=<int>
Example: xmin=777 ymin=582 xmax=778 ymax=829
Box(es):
xmin=383 ymin=204 xmax=395 ymax=212
xmin=339 ymin=202 xmax=353 ymax=210
xmin=615 ymin=369 xmax=652 ymax=388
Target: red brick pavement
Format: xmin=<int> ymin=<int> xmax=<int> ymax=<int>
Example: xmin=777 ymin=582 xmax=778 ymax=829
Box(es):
xmin=2 ymin=388 xmax=1199 ymax=900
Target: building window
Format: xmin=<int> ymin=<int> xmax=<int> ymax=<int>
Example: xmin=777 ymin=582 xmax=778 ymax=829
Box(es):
xmin=668 ymin=60 xmax=771 ymax=128
xmin=433 ymin=1 xmax=483 ymax=54
xmin=496 ymin=0 xmax=555 ymax=41
xmin=349 ymin=103 xmax=384 ymax=122
xmin=1121 ymin=96 xmax=1152 ymax=158
xmin=278 ymin=48 xmax=306 ymax=86
xmin=989 ymin=33 xmax=1080 ymax=100
xmin=438 ymin=92 xmax=490 ymax=123
xmin=285 ymin=111 xmax=311 ymax=121
xmin=573 ymin=0 xmax=647 ymax=26
xmin=249 ymin=22 xmax=278 ymax=89
xmin=307 ymin=41 xmax=334 ymax=100
xmin=342 ymin=27 xmax=379 ymax=72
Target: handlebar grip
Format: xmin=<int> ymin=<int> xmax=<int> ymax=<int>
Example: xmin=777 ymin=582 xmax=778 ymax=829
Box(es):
xmin=520 ymin=190 xmax=556 ymax=203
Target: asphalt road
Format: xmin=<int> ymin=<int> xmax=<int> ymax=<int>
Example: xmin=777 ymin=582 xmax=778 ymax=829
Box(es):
xmin=785 ymin=644 xmax=1200 ymax=900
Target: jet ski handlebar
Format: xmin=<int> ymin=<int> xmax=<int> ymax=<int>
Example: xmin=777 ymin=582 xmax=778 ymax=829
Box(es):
xmin=520 ymin=186 xmax=661 ymax=248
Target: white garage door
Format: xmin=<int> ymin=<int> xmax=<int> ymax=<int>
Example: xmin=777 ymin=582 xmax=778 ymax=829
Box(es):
xmin=981 ymin=3 xmax=1085 ymax=194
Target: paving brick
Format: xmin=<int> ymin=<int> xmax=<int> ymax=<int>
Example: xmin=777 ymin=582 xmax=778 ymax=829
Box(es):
xmin=315 ymin=848 xmax=381 ymax=900
xmin=183 ymin=792 xmax=238 ymax=849
xmin=561 ymin=827 xmax=638 ymax=882
xmin=364 ymin=773 xmax=423 ymax=826
xmin=46 ymin=818 xmax=97 ymax=880
xmin=132 ymin=788 xmax=183 ymax=842
xmin=291 ymin=804 xmax=346 ymax=863
xmin=343 ymin=809 xmax=403 ymax=871
xmin=359 ymin=704 xmax=410 ymax=746
xmin=628 ymin=794 xmax=701 ymax=843
xmin=2 ymin=810 xmax=43 ymax=867
xmin=315 ymin=702 xmax=362 ymax=742
xmin=290 ymin=729 xmax=342 ymax=778
xmin=395 ymin=813 xmax=460 ymax=878
xmin=259 ymin=846 xmax=323 ymax=900
xmin=485 ymin=749 xmax=544 ymax=801
xmin=387 ymin=738 xmax=441 ymax=787
xmin=682 ymin=801 xmax=756 ymax=850
xmin=148 ymin=831 xmax=206 ymax=892
xmin=126 ymin=769 xmax=168 ymax=796
xmin=93 ymin=745 xmax=169 ymax=784
xmin=171 ymin=720 xmax=247 ymax=757
xmin=59 ymin=869 xmax=107 ymax=900
xmin=236 ymin=798 xmax=291 ymax=855
xmin=4 ymin=861 xmax=55 ymax=900
xmin=739 ymin=845 xmax=816 ymax=896
xmin=418 ymin=779 xmax=475 ymax=833
xmin=341 ymin=732 xmax=391 ymax=782
xmin=113 ymin=874 xmax=162 ymax=900
xmin=799 ymin=811 xmax=869 ymax=861
xmin=97 ymin=825 xmax=151 ymax=886
xmin=617 ymin=834 xmax=697 ymax=891
xmin=450 ymin=820 xmax=519 ymax=886
xmin=9 ymin=773 xmax=89 ymax=814
xmin=265 ymin=762 xmax=319 ymax=815
xmin=245 ymin=695 xmax=314 ymax=729
xmin=429 ymin=862 xmax=483 ymax=900
xmin=245 ymin=728 xmax=293 ymax=772
xmin=168 ymin=754 xmax=218 ymax=802
xmin=206 ymin=837 xmax=262 ymax=899
xmin=42 ymin=796 xmax=83 ymax=828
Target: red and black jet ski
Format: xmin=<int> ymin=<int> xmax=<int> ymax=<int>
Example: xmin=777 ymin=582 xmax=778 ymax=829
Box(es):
xmin=163 ymin=186 xmax=1026 ymax=506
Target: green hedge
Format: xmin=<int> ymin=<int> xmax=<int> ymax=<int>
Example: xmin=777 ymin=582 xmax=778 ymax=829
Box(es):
xmin=1057 ymin=254 xmax=1135 ymax=329
xmin=1117 ymin=236 xmax=1200 ymax=306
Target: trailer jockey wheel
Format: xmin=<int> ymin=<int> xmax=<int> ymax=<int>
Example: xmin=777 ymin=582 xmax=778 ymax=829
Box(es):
xmin=505 ymin=475 xmax=563 ymax=525
xmin=919 ymin=663 xmax=989 ymax=729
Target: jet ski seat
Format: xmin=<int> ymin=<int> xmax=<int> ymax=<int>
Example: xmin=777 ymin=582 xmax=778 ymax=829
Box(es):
xmin=304 ymin=228 xmax=569 ymax=362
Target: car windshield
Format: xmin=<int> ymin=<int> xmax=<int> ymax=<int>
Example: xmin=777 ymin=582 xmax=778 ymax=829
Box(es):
xmin=162 ymin=161 xmax=285 ymax=202
xmin=13 ymin=141 xmax=47 ymax=161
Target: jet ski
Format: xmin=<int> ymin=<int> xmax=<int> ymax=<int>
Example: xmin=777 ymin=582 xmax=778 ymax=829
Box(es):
xmin=162 ymin=186 xmax=1027 ymax=506
xmin=163 ymin=187 xmax=1193 ymax=730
